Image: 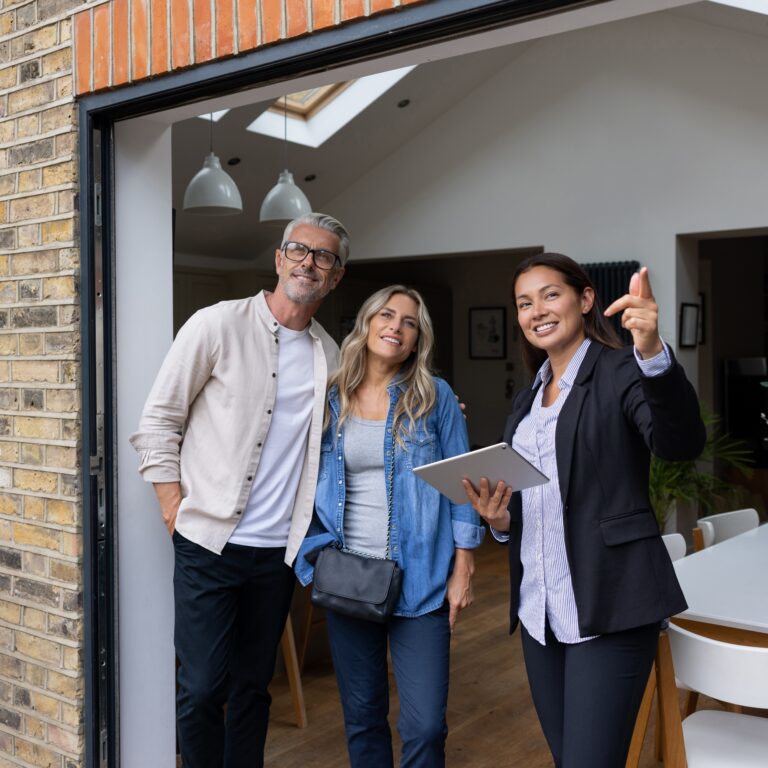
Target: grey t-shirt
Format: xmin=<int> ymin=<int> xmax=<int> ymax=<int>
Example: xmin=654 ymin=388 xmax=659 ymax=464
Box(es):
xmin=343 ymin=415 xmax=388 ymax=558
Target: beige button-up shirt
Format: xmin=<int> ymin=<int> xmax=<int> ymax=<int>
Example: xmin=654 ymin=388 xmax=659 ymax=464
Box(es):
xmin=129 ymin=291 xmax=340 ymax=563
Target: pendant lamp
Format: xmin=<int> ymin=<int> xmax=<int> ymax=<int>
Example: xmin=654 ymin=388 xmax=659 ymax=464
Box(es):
xmin=183 ymin=114 xmax=243 ymax=216
xmin=260 ymin=96 xmax=311 ymax=225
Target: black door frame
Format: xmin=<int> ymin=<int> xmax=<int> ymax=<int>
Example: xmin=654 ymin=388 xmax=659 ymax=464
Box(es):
xmin=78 ymin=1 xmax=602 ymax=764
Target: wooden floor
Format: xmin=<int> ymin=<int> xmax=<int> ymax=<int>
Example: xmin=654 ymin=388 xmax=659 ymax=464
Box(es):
xmin=264 ymin=537 xmax=671 ymax=767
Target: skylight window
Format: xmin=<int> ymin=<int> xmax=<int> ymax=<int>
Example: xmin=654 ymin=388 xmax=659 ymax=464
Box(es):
xmin=196 ymin=110 xmax=230 ymax=122
xmin=246 ymin=66 xmax=415 ymax=148
xmin=280 ymin=83 xmax=352 ymax=118
xmin=713 ymin=0 xmax=768 ymax=13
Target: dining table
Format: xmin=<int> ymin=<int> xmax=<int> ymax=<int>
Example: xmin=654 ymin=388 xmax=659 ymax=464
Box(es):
xmin=671 ymin=522 xmax=768 ymax=647
xmin=626 ymin=523 xmax=768 ymax=768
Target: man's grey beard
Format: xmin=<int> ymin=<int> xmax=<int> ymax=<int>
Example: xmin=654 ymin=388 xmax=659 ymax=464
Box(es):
xmin=280 ymin=271 xmax=329 ymax=304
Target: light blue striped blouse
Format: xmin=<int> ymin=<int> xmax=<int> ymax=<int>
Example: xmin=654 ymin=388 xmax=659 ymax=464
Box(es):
xmin=507 ymin=338 xmax=670 ymax=645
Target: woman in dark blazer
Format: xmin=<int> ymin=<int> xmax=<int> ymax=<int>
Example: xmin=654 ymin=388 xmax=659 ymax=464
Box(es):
xmin=464 ymin=253 xmax=705 ymax=768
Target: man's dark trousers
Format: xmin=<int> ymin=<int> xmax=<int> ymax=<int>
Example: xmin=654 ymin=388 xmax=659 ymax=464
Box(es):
xmin=172 ymin=532 xmax=295 ymax=768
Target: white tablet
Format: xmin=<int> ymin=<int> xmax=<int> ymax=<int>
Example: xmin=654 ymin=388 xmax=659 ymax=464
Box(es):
xmin=412 ymin=442 xmax=549 ymax=505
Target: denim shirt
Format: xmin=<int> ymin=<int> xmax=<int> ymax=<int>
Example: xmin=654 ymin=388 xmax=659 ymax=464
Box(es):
xmin=295 ymin=376 xmax=485 ymax=617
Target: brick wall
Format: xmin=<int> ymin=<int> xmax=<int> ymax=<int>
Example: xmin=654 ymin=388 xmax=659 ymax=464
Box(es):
xmin=73 ymin=0 xmax=421 ymax=95
xmin=0 ymin=0 xmax=424 ymax=765
xmin=0 ymin=0 xmax=83 ymax=763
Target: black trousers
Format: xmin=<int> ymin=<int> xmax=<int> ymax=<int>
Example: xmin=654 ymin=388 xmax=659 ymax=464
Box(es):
xmin=521 ymin=619 xmax=658 ymax=768
xmin=172 ymin=532 xmax=295 ymax=768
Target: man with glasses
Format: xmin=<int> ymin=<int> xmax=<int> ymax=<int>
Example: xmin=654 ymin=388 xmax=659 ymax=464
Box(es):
xmin=130 ymin=213 xmax=348 ymax=767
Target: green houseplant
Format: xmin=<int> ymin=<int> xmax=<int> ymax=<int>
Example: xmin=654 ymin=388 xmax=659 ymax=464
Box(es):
xmin=649 ymin=410 xmax=753 ymax=529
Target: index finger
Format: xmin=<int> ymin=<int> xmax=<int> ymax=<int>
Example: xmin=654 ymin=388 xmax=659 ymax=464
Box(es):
xmin=603 ymin=294 xmax=634 ymax=317
xmin=449 ymin=604 xmax=458 ymax=632
xmin=462 ymin=478 xmax=479 ymax=501
xmin=637 ymin=266 xmax=653 ymax=299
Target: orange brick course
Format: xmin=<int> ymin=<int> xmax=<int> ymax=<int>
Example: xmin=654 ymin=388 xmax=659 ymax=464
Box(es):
xmin=238 ymin=0 xmax=259 ymax=54
xmin=74 ymin=0 xmax=413 ymax=96
xmin=93 ymin=4 xmax=111 ymax=91
xmin=113 ymin=0 xmax=131 ymax=85
xmin=171 ymin=0 xmax=192 ymax=70
xmin=132 ymin=0 xmax=151 ymax=80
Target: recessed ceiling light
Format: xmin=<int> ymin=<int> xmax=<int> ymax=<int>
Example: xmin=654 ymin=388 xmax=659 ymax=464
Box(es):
xmin=397 ymin=99 xmax=410 ymax=109
xmin=304 ymin=174 xmax=316 ymax=182
xmin=227 ymin=157 xmax=241 ymax=166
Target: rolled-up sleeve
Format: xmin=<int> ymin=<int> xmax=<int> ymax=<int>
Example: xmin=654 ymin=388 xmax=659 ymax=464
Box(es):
xmin=452 ymin=517 xmax=485 ymax=548
xmin=435 ymin=379 xmax=485 ymax=549
xmin=129 ymin=310 xmax=215 ymax=482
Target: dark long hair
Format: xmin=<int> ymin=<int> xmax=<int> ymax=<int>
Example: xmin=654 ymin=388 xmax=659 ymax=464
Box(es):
xmin=513 ymin=252 xmax=622 ymax=375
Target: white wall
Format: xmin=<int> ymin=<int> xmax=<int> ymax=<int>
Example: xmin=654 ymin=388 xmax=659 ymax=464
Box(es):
xmin=327 ymin=10 xmax=768 ymax=361
xmin=115 ymin=118 xmax=176 ymax=767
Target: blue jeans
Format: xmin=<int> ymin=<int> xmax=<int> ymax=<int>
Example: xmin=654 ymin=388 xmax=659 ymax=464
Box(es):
xmin=326 ymin=605 xmax=451 ymax=768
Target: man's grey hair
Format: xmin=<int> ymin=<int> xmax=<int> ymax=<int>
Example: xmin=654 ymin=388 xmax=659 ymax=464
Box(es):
xmin=282 ymin=212 xmax=350 ymax=266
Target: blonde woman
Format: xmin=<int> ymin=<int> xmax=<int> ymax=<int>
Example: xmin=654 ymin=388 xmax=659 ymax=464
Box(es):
xmin=297 ymin=285 xmax=484 ymax=768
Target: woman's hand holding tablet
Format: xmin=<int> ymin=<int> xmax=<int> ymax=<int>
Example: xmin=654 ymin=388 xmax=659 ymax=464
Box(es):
xmin=412 ymin=442 xmax=546 ymax=530
xmin=462 ymin=478 xmax=513 ymax=532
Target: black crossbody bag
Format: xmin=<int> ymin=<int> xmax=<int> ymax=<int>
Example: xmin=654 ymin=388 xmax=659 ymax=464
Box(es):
xmin=310 ymin=430 xmax=403 ymax=623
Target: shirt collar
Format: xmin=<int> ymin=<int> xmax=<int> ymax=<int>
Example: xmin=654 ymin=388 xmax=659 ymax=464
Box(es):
xmin=531 ymin=337 xmax=592 ymax=390
xmin=387 ymin=378 xmax=408 ymax=395
xmin=256 ymin=290 xmax=321 ymax=340
xmin=328 ymin=379 xmax=406 ymax=416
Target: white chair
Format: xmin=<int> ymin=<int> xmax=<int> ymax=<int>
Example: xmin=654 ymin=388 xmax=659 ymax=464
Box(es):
xmin=692 ymin=519 xmax=715 ymax=551
xmin=695 ymin=508 xmax=758 ymax=551
xmin=662 ymin=532 xmax=686 ymax=562
xmin=667 ymin=623 xmax=768 ymax=767
xmin=626 ymin=533 xmax=690 ymax=768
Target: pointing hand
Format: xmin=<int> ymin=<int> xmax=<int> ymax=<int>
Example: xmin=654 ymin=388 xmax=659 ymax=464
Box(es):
xmin=603 ymin=267 xmax=663 ymax=358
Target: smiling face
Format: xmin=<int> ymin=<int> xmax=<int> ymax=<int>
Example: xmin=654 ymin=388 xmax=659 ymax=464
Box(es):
xmin=514 ymin=266 xmax=594 ymax=360
xmin=366 ymin=292 xmax=420 ymax=367
xmin=274 ymin=223 xmax=344 ymax=305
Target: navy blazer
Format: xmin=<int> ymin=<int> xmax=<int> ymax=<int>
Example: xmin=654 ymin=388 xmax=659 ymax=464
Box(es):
xmin=503 ymin=343 xmax=706 ymax=637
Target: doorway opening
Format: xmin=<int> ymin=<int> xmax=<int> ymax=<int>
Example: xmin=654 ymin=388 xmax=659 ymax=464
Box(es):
xmin=88 ymin=1 xmax=768 ymax=762
xmin=697 ymin=231 xmax=768 ymax=520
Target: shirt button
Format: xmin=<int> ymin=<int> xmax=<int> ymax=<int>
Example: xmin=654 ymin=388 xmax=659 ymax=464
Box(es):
xmin=275 ymin=338 xmax=279 ymax=344
xmin=267 ymin=409 xmax=272 ymax=414
xmin=338 ymin=502 xmax=342 ymax=507
xmin=272 ymin=373 xmax=276 ymax=378
xmin=257 ymin=442 xmax=262 ymax=447
xmin=235 ymin=510 xmax=242 ymax=515
xmin=247 ymin=476 xmax=253 ymax=481
xmin=338 ymin=480 xmax=342 ymax=485
xmin=336 ymin=527 xmax=341 ymax=533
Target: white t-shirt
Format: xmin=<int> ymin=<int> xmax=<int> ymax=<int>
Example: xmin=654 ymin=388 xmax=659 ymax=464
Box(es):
xmin=228 ymin=323 xmax=314 ymax=547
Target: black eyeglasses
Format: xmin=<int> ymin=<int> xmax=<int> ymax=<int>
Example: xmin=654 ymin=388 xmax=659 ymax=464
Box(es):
xmin=281 ymin=241 xmax=340 ymax=271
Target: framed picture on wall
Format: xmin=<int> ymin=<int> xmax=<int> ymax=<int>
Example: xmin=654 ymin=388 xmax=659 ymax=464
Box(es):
xmin=469 ymin=307 xmax=506 ymax=359
xmin=679 ymin=302 xmax=700 ymax=348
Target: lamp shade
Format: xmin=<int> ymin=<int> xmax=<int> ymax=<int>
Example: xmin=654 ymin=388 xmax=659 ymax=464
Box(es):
xmin=259 ymin=170 xmax=311 ymax=225
xmin=183 ymin=152 xmax=243 ymax=215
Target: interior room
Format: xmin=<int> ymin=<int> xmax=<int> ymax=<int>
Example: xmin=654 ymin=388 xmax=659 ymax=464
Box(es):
xmin=112 ymin=2 xmax=768 ymax=763
xmin=169 ymin=2 xmax=768 ymax=451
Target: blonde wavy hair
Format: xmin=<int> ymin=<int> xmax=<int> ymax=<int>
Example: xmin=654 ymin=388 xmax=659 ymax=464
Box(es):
xmin=327 ymin=285 xmax=437 ymax=441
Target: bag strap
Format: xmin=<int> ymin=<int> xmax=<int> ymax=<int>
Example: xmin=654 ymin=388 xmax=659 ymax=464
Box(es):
xmin=386 ymin=424 xmax=394 ymax=559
